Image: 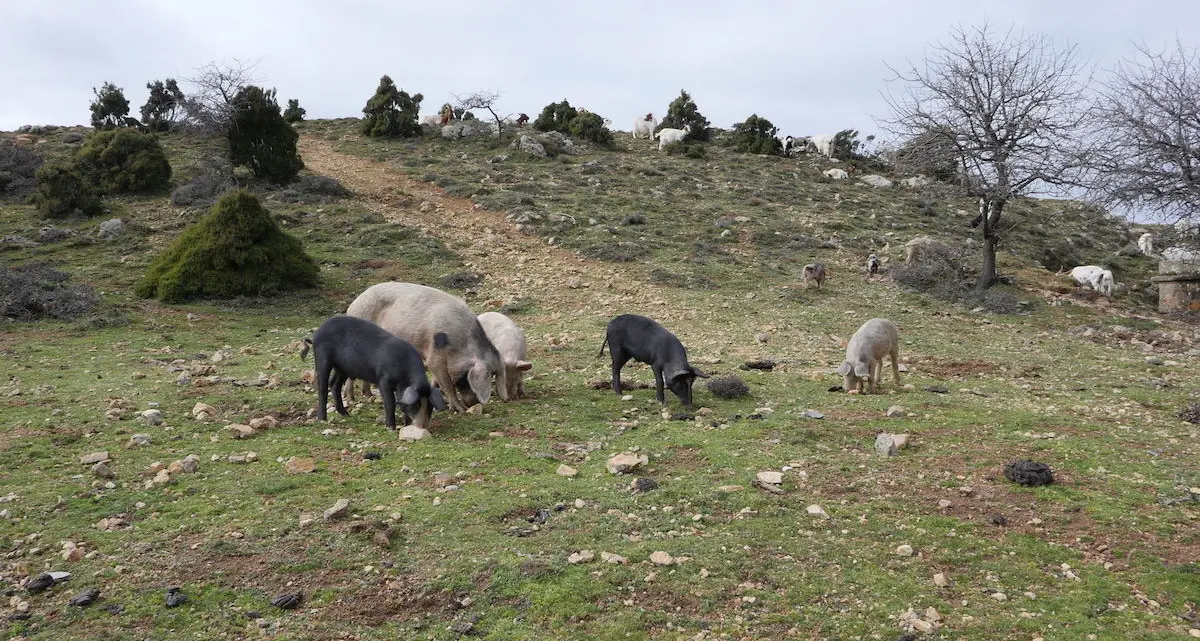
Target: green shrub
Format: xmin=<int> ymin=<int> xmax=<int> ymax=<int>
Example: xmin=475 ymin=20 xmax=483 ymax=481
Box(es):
xmin=533 ymin=100 xmax=578 ymax=133
xmin=730 ymin=114 xmax=781 ymax=154
xmin=228 ymin=86 xmax=304 ymax=183
xmin=283 ymin=99 xmax=306 ymax=123
xmin=832 ymin=129 xmax=862 ymax=159
xmin=74 ymin=129 xmax=172 ymax=193
xmin=32 ymin=164 xmax=102 ymax=218
xmin=90 ymin=82 xmax=130 ymax=130
xmin=567 ymin=111 xmax=614 ymax=146
xmin=141 ymin=79 xmax=185 ymax=132
xmin=360 ymin=75 xmax=423 ymax=138
xmin=660 ymin=90 xmax=711 ymax=141
xmin=135 ymin=190 xmax=319 ymax=302
xmin=665 ymin=141 xmax=707 ymax=158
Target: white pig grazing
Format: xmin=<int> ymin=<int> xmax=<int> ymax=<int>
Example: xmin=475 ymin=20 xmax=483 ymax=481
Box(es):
xmin=837 ymin=318 xmax=901 ymax=394
xmin=476 ymin=311 xmax=532 ymax=399
xmin=346 ymin=282 xmax=508 ymax=413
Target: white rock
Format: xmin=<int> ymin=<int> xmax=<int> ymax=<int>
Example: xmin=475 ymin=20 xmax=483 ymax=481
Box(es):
xmin=568 ymin=549 xmax=595 ymax=564
xmin=933 ymin=572 xmax=949 ymax=587
xmin=756 ymin=471 xmax=783 ymax=485
xmin=556 ymin=464 xmax=578 ymax=477
xmin=606 ymin=452 xmax=648 ymax=474
xmin=649 ymin=551 xmax=675 ymax=566
xmin=895 ymin=544 xmax=914 ymax=556
xmin=805 ymin=504 xmax=829 ymax=519
xmin=600 ymin=552 xmax=628 ymax=564
xmin=323 ymin=498 xmax=350 ymax=520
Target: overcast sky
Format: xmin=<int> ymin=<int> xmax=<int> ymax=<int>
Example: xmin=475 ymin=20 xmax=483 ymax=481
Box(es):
xmin=2 ymin=0 xmax=1198 ymax=140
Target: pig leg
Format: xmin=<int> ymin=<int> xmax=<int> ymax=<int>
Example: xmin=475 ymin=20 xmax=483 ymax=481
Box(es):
xmin=315 ymin=354 xmax=332 ymax=422
xmin=653 ymin=366 xmax=666 ymax=405
xmin=378 ymin=377 xmax=397 ymax=430
xmin=331 ymin=370 xmax=351 ymax=416
xmin=890 ymin=346 xmax=901 ymax=386
xmin=610 ymin=347 xmax=631 ymax=396
xmin=431 ymin=361 xmax=465 ymax=412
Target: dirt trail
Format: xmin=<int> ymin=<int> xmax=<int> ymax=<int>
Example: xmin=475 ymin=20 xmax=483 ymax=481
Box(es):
xmin=298 ymin=136 xmax=655 ymax=315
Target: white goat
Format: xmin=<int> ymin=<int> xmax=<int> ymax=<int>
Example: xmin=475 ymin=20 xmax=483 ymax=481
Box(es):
xmin=1069 ymin=265 xmax=1115 ymax=298
xmin=632 ymin=113 xmax=657 ymax=139
xmin=655 ymin=124 xmax=690 ymax=150
xmin=807 ymin=133 xmax=836 ymax=158
xmin=1137 ymin=232 xmax=1154 ymax=257
xmin=823 ymin=168 xmax=848 ymax=180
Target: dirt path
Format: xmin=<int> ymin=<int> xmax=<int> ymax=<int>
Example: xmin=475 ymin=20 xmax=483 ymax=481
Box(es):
xmin=298 ymin=136 xmax=653 ymax=315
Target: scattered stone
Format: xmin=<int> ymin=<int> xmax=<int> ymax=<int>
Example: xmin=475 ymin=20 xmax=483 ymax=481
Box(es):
xmin=754 ymin=332 xmax=770 ymax=343
xmin=192 ymin=402 xmax=216 ymax=419
xmin=1144 ymin=356 xmax=1164 ymax=366
xmin=924 ymin=385 xmax=950 ymax=394
xmin=1004 ymin=460 xmax=1054 ymax=487
xmin=568 ymin=550 xmax=595 ymax=564
xmin=103 ymin=604 xmax=124 ymax=615
xmin=96 ymin=218 xmax=126 ymax=240
xmin=991 ymin=514 xmax=1008 ymax=526
xmin=756 ymin=471 xmax=783 ymax=485
xmin=802 ymin=409 xmax=825 ymax=419
xmin=606 ymin=452 xmax=648 ymax=474
xmin=270 ymin=592 xmax=303 ymax=610
xmin=138 ymin=409 xmax=163 ymax=425
xmin=363 ymin=451 xmax=382 ymax=461
xmin=556 ymin=464 xmax=578 ymax=477
xmin=127 ymin=434 xmax=152 ymax=447
xmin=152 ymin=469 xmax=172 ymax=485
xmin=740 ymin=359 xmax=775 ymax=371
xmin=875 ymin=433 xmax=899 ymax=457
xmin=717 ymin=485 xmax=745 ymax=493
xmin=228 ymin=423 xmax=256 ymax=439
xmin=937 ymin=499 xmax=952 ymax=509
xmin=895 ymin=544 xmax=914 ymax=556
xmin=180 ymin=455 xmax=200 ymax=473
xmin=25 ymin=572 xmax=55 ymax=593
xmin=620 ymin=394 xmax=634 ymax=401
xmin=69 ymin=587 xmax=100 ymax=607
xmin=298 ymin=514 xmax=316 ymax=528
xmin=669 ymin=412 xmax=693 ymax=421
xmin=95 ymin=516 xmax=129 ymax=531
xmin=323 ymin=498 xmax=350 ymax=520
xmin=601 ymin=551 xmax=628 ymax=564
xmin=80 ymin=451 xmax=110 ymax=465
xmin=284 ymin=457 xmax=316 ymax=474
xmin=885 ymin=405 xmax=905 ymax=418
xmin=649 ymin=551 xmax=675 ymax=566
xmin=933 ymin=572 xmax=949 ymax=587
xmin=248 ymin=416 xmax=278 ymax=430
xmin=805 ymin=504 xmax=829 ymax=519
xmin=164 ymin=586 xmax=187 ymax=608
xmin=631 ymin=477 xmax=658 ymax=493
xmin=990 ymin=592 xmax=1008 ymax=601
xmin=92 ymin=461 xmax=116 ymax=479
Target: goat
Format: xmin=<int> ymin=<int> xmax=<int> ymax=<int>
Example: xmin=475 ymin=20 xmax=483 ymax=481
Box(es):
xmin=1069 ymin=265 xmax=1115 ymax=298
xmin=655 ymin=124 xmax=690 ymax=151
xmin=801 ymin=263 xmax=827 ymax=289
xmin=632 ymin=113 xmax=657 ymax=139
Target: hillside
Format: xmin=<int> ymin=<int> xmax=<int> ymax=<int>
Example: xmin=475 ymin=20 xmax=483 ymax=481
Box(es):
xmin=0 ymin=121 xmax=1197 ymax=641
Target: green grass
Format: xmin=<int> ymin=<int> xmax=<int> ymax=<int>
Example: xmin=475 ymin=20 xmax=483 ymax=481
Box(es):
xmin=0 ymin=122 xmax=1196 ymax=640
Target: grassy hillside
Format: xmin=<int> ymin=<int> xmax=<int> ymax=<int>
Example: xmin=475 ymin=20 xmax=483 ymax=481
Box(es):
xmin=0 ymin=122 xmax=1197 ymax=641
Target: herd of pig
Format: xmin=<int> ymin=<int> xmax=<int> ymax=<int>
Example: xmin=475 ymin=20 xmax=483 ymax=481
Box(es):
xmin=303 ymin=282 xmax=903 ymax=441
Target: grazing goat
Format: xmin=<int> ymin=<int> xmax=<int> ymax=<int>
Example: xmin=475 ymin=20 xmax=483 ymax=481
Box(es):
xmin=837 ymin=318 xmax=901 ymax=394
xmin=782 ymin=135 xmax=801 ymax=156
xmin=516 ymin=113 xmax=529 ymax=126
xmin=867 ymin=254 xmax=881 ymax=276
xmin=807 ymin=133 xmax=836 ymax=158
xmin=655 ymin=124 xmax=690 ymax=151
xmin=1137 ymin=232 xmax=1154 ymax=257
xmin=801 ymin=263 xmax=827 ymax=289
xmin=346 ymin=282 xmax=508 ymax=412
xmin=632 ymin=113 xmax=657 ymax=139
xmin=598 ymin=314 xmax=709 ymax=409
xmin=302 ymin=315 xmax=446 ymax=440
xmin=904 ymin=236 xmax=949 ymax=265
xmin=1069 ymin=265 xmax=1115 ymax=298
xmin=823 ymin=168 xmax=848 ymax=180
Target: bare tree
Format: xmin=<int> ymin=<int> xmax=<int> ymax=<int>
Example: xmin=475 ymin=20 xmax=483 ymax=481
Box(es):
xmin=882 ymin=25 xmax=1089 ymax=288
xmin=453 ymin=90 xmax=505 ymax=137
xmin=1084 ymin=40 xmax=1200 ymax=236
xmin=179 ymin=59 xmax=260 ymax=135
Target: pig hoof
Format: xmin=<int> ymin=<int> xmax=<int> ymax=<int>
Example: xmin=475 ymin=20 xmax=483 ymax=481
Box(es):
xmin=400 ymin=426 xmax=431 ymax=441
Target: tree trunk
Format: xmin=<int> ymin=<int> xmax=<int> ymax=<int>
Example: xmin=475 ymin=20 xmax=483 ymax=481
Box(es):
xmin=977 ymin=198 xmax=1005 ymax=290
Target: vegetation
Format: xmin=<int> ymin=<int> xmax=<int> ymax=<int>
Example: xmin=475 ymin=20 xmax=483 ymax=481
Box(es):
xmin=89 ymin=82 xmax=131 ymax=130
xmin=283 ymin=98 xmax=306 ymax=123
xmin=359 ymin=75 xmax=423 ymax=138
xmin=532 ymin=99 xmax=578 ymax=133
xmin=0 ymin=262 xmax=99 ymax=320
xmin=141 ymin=78 xmax=186 ymax=132
xmin=136 ymin=190 xmax=318 ymax=301
xmin=228 ymin=86 xmax=304 ymax=183
xmin=74 ymin=129 xmax=172 ymax=193
xmin=660 ymin=89 xmax=711 ymax=141
xmin=729 ymin=114 xmax=781 ymax=154
xmin=31 ymin=163 xmax=102 ymax=218
xmin=567 ymin=111 xmax=614 ymax=146
xmin=0 ymin=141 xmax=43 ymax=198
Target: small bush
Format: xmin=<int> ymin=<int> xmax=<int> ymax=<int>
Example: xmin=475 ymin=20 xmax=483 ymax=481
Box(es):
xmin=360 ymin=75 xmax=423 ymax=138
xmin=579 ymin=240 xmax=650 ymax=262
xmin=621 ymin=213 xmax=646 ymax=225
xmin=439 ymin=271 xmax=484 ymax=290
xmin=665 ymin=141 xmax=706 ymax=158
xmin=1 ymin=263 xmax=100 ymax=321
xmin=832 ymin=129 xmax=862 ymax=159
xmin=32 ymin=164 xmax=102 ymax=218
xmin=229 ymin=86 xmax=304 ymax=183
xmin=0 ymin=142 xmax=44 ymax=198
xmin=706 ymin=376 xmax=749 ymax=399
xmin=90 ymin=82 xmax=130 ymax=130
xmin=498 ymin=298 xmax=534 ymax=316
xmin=965 ymin=288 xmax=1024 ymax=314
xmin=136 ymin=190 xmax=319 ymax=302
xmin=282 ymin=99 xmax=306 ymax=123
xmin=891 ymin=244 xmax=969 ymax=301
xmin=74 ymin=129 xmax=172 ymax=193
xmin=533 ymin=100 xmax=578 ymax=133
xmin=730 ymin=115 xmax=781 ymax=154
xmin=660 ymin=90 xmax=711 ymax=142
xmin=171 ymin=156 xmax=234 ymax=207
xmin=295 ymin=174 xmax=351 ymax=198
xmin=1178 ymin=402 xmax=1200 ymax=424
xmin=567 ymin=112 xmax=614 ymax=146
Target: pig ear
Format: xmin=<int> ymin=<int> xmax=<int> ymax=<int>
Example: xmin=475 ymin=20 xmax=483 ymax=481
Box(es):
xmin=691 ymin=367 xmax=709 ymax=379
xmin=430 ymin=386 xmax=447 ymax=411
xmin=399 ymin=386 xmax=420 ymax=406
xmin=836 ymin=362 xmax=852 ymax=376
xmin=854 ymin=363 xmax=870 ymax=377
xmin=516 ymin=360 xmax=533 ymax=371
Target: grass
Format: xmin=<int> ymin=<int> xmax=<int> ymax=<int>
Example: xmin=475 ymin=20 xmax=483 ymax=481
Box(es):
xmin=0 ymin=122 xmax=1196 ymax=640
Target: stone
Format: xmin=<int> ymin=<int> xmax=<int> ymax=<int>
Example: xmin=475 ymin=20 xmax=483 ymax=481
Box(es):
xmin=1003 ymin=460 xmax=1054 ymax=486
xmin=933 ymin=572 xmax=949 ymax=587
xmin=167 ymin=460 xmax=185 ymax=474
xmin=895 ymin=544 xmax=914 ymax=556
xmin=323 ymin=498 xmax=350 ymax=520
xmin=754 ymin=332 xmax=770 ymax=343
xmin=601 ymin=551 xmax=628 ymax=564
xmin=802 ymin=409 xmax=825 ymax=419
xmin=514 ymin=134 xmax=547 ymax=158
xmin=1144 ymin=356 xmax=1164 ymax=366
xmin=192 ymin=402 xmax=216 ymax=419
xmin=606 ymin=452 xmax=648 ymax=474
xmin=91 ymin=461 xmax=116 ymax=479
xmin=81 ymin=451 xmax=110 ymax=465
xmin=138 ymin=409 xmax=163 ymax=425
xmin=271 ymin=592 xmax=303 ymax=609
xmin=937 ymin=499 xmax=952 ymax=509
xmin=717 ymin=485 xmax=745 ymax=493
xmin=911 ymin=619 xmax=934 ymax=633
xmin=433 ymin=472 xmax=454 ymax=488
xmin=228 ymin=424 xmax=257 ymax=439
xmin=805 ymin=504 xmax=829 ymax=518
xmin=875 ymin=433 xmax=898 ymax=457
xmin=858 ymin=174 xmax=893 ymax=188
xmin=180 ymin=455 xmax=200 ymax=473
xmin=247 ymin=416 xmax=278 ymax=430
xmin=567 ymin=549 xmax=595 ymax=564
xmin=556 ymin=464 xmax=578 ymax=477
xmin=284 ymin=457 xmax=316 ymax=474
xmin=96 ymin=218 xmax=126 ymax=240
xmin=152 ymin=469 xmax=172 ymax=485
xmin=165 ymin=586 xmax=187 ymax=608
xmin=756 ymin=471 xmax=783 ymax=485
xmin=990 ymin=592 xmax=1008 ymax=601
xmin=1188 ymin=629 xmax=1200 ymax=638
xmin=128 ymin=434 xmax=152 ymax=447
xmin=400 ymin=425 xmax=431 ymax=441
xmin=69 ymin=587 xmax=100 ymax=607
xmin=631 ymin=477 xmax=658 ymax=492
xmin=298 ymin=514 xmax=316 ymax=528
xmin=891 ymin=434 xmax=909 ymax=449
xmin=649 ymin=551 xmax=675 ymax=566
xmin=885 ymin=405 xmax=905 ymax=418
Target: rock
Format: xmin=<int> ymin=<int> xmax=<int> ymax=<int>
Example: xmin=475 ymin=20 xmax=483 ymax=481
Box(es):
xmin=754 ymin=332 xmax=770 ymax=343
xmin=128 ymin=434 xmax=152 ymax=447
xmin=284 ymin=457 xmax=316 ymax=474
xmin=740 ymin=359 xmax=776 ymax=371
xmin=95 ymin=516 xmax=128 ymax=531
xmin=1145 ymin=356 xmax=1164 ymax=366
xmin=620 ymin=394 xmax=634 ymax=401
xmin=923 ymin=385 xmax=950 ymax=394
xmin=400 ymin=425 xmax=431 ymax=441
xmin=138 ymin=409 xmax=163 ymax=425
xmin=62 ymin=132 xmax=84 ymax=144
xmin=649 ymin=551 xmax=675 ymax=566
xmin=271 ymin=592 xmax=303 ymax=610
xmin=466 ymin=403 xmax=484 ymax=415
xmin=601 ymin=552 xmax=628 ymax=564
xmin=323 ymin=498 xmax=350 ymax=520
xmin=901 ymin=175 xmax=931 ymax=188
xmin=298 ymin=514 xmax=316 ymax=528
xmin=1189 ymin=629 xmax=1200 ymax=638
xmin=25 ymin=572 xmax=55 ymax=593
xmin=756 ymin=471 xmax=783 ymax=485
xmin=192 ymin=402 xmax=216 ymax=419
xmin=152 ymin=469 xmax=172 ymax=485
xmin=885 ymin=405 xmax=905 ymax=418
xmin=165 ymin=586 xmax=187 ymax=608
xmin=858 ymin=174 xmax=893 ymax=188
xmin=805 ymin=504 xmax=829 ymax=519
xmin=228 ymin=424 xmax=256 ymax=439
xmin=717 ymin=485 xmax=745 ymax=493
xmin=891 ymin=434 xmax=909 ymax=449
xmin=514 ymin=134 xmax=547 ymax=158
xmin=631 ymin=477 xmax=658 ymax=493
xmin=1003 ymin=460 xmax=1054 ymax=486
xmin=556 ymin=464 xmax=578 ymax=477
xmin=247 ymin=416 xmax=278 ymax=430
xmin=911 ymin=619 xmax=934 ymax=633
xmin=937 ymin=499 xmax=952 ymax=509
xmin=180 ymin=455 xmax=200 ymax=473
xmin=991 ymin=514 xmax=1008 ymax=526
xmin=895 ymin=544 xmax=914 ymax=556
xmin=567 ymin=549 xmax=595 ymax=564
xmin=606 ymin=452 xmax=648 ymax=474
xmin=69 ymin=587 xmax=100 ymax=607
xmin=802 ymin=409 xmax=825 ymax=419
xmin=433 ymin=472 xmax=454 ymax=488
xmin=990 ymin=591 xmax=1008 ymax=601
xmin=81 ymin=451 xmax=110 ymax=465
xmin=875 ymin=433 xmax=899 ymax=457
xmin=91 ymin=461 xmax=116 ymax=479
xmin=933 ymin=572 xmax=949 ymax=587
xmin=96 ymin=218 xmax=126 ymax=240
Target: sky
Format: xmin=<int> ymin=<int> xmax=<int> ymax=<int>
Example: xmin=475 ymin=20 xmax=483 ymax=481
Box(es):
xmin=2 ymin=0 xmax=1198 ymax=143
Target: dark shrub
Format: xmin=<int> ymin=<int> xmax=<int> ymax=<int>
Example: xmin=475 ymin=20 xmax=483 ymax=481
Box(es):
xmin=282 ymin=99 xmax=306 ymax=123
xmin=89 ymin=82 xmax=130 ymax=130
xmin=229 ymin=86 xmax=304 ymax=183
xmin=136 ymin=190 xmax=319 ymax=302
xmin=665 ymin=141 xmax=706 ymax=158
xmin=141 ymin=79 xmax=185 ymax=132
xmin=567 ymin=111 xmax=614 ymax=146
xmin=360 ymin=75 xmax=423 ymax=138
xmin=891 ymin=243 xmax=969 ymax=301
xmin=533 ymin=100 xmax=578 ymax=133
xmin=621 ymin=213 xmax=646 ymax=225
xmin=439 ymin=271 xmax=484 ymax=290
xmin=295 ymin=174 xmax=351 ymax=198
xmin=706 ymin=376 xmax=749 ymax=399
xmin=660 ymin=90 xmax=711 ymax=142
xmin=1003 ymin=460 xmax=1054 ymax=487
xmin=730 ymin=115 xmax=781 ymax=154
xmin=965 ymin=288 xmax=1024 ymax=314
xmin=832 ymin=129 xmax=862 ymax=159
xmin=1179 ymin=402 xmax=1200 ymax=424
xmin=32 ymin=165 xmax=102 ymax=218
xmin=1 ymin=263 xmax=100 ymax=321
xmin=74 ymin=129 xmax=172 ymax=193
xmin=170 ymin=156 xmax=234 ymax=207
xmin=0 ymin=142 xmax=44 ymax=198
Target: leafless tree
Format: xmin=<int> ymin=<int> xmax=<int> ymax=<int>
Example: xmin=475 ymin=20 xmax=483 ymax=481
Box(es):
xmin=453 ymin=90 xmax=506 ymax=138
xmin=881 ymin=25 xmax=1089 ymax=288
xmin=1083 ymin=40 xmax=1200 ymax=237
xmin=179 ymin=59 xmax=261 ymax=135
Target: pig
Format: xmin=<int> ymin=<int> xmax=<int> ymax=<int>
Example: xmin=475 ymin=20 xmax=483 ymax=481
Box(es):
xmin=837 ymin=318 xmax=901 ymax=394
xmin=301 ymin=315 xmax=446 ymax=441
xmin=598 ymin=314 xmax=709 ymax=409
xmin=346 ymin=282 xmax=507 ymax=412
xmin=802 ymin=262 xmax=827 ymax=289
xmin=477 ymin=311 xmax=532 ymax=399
